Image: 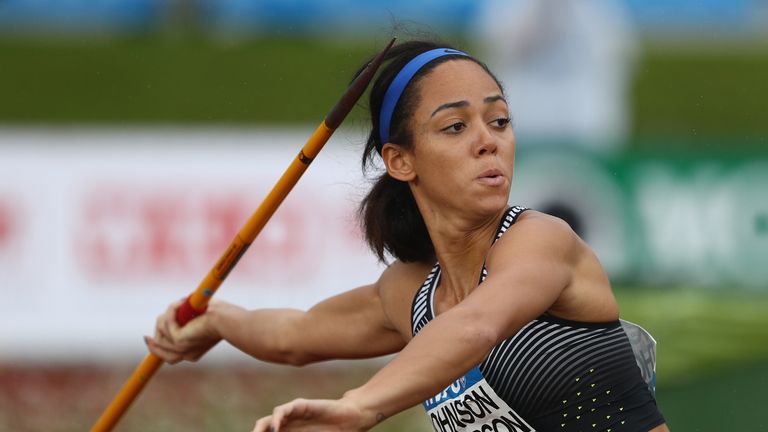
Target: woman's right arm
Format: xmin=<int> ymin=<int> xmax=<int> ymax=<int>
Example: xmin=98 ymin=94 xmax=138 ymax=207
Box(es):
xmin=145 ymin=276 xmax=412 ymax=366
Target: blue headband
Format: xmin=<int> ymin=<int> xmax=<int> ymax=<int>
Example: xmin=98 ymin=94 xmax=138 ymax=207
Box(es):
xmin=378 ymin=48 xmax=470 ymax=149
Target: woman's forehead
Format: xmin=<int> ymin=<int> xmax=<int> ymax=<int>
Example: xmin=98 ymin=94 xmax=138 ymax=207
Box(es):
xmin=416 ymin=60 xmax=503 ymax=108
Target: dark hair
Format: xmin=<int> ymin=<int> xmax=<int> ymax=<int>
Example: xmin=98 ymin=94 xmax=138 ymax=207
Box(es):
xmin=353 ymin=39 xmax=503 ymax=264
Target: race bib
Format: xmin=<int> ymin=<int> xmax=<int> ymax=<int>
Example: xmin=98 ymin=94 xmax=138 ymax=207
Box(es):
xmin=423 ymin=367 xmax=536 ymax=432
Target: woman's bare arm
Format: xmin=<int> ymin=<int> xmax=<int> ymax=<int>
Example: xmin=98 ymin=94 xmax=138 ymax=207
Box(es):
xmin=145 ymin=265 xmax=420 ymax=366
xmin=210 ymin=283 xmax=408 ymax=365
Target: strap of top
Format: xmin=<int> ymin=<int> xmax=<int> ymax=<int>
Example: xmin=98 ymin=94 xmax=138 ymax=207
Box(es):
xmin=493 ymin=205 xmax=529 ymax=244
xmin=481 ymin=205 xmax=529 ymax=283
xmin=411 ymin=206 xmax=529 ymax=336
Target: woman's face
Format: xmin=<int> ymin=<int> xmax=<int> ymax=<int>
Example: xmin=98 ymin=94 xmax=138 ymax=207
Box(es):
xmin=402 ymin=59 xmax=515 ymax=219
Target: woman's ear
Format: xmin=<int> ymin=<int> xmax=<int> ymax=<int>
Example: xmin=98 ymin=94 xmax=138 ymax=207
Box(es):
xmin=381 ymin=143 xmax=416 ymax=182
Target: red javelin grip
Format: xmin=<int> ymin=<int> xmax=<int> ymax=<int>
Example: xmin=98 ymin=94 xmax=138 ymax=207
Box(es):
xmin=175 ymin=295 xmax=207 ymax=326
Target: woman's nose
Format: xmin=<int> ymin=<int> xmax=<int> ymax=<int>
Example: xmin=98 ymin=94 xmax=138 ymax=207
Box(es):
xmin=474 ymin=124 xmax=498 ymax=156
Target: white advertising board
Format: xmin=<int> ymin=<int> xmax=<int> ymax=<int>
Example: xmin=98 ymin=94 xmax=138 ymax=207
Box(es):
xmin=0 ymin=128 xmax=385 ymax=362
xmin=2 ymin=128 xmax=766 ymax=362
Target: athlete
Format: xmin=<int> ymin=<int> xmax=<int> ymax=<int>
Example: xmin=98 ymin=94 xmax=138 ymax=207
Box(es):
xmin=146 ymin=39 xmax=669 ymax=432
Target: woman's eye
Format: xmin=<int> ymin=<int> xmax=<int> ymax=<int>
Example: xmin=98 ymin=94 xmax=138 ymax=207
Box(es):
xmin=442 ymin=122 xmax=466 ymax=133
xmin=491 ymin=117 xmax=511 ymax=129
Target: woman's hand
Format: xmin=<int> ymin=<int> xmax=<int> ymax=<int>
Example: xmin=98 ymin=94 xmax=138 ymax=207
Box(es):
xmin=144 ymin=299 xmax=222 ymax=364
xmin=252 ymin=397 xmax=378 ymax=432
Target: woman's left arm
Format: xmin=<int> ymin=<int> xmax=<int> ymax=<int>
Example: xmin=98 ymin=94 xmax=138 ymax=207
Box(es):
xmin=253 ymin=213 xmax=579 ymax=432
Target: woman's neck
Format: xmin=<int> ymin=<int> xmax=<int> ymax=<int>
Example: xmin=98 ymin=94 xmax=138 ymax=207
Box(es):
xmin=422 ymin=206 xmax=506 ymax=302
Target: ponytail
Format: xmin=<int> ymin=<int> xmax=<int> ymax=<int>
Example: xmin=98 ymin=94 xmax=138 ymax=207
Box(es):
xmin=359 ymin=173 xmax=434 ymax=263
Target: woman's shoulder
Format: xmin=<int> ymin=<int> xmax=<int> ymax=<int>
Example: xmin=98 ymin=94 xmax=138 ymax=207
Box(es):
xmin=377 ymin=259 xmax=435 ymax=294
xmin=508 ymin=209 xmax=576 ymax=240
xmin=489 ymin=209 xmax=582 ymax=266
xmin=515 ymin=208 xmax=571 ymax=228
xmin=374 ymin=259 xmax=435 ymax=340
xmin=504 ymin=210 xmax=617 ymax=322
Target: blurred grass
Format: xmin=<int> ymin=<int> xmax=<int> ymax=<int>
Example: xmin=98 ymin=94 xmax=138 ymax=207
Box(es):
xmin=0 ymin=36 xmax=375 ymax=124
xmin=2 ymin=286 xmax=768 ymax=431
xmin=631 ymin=40 xmax=768 ymax=147
xmin=615 ymin=286 xmax=768 ymax=385
xmin=1 ymin=36 xmax=768 ymax=149
xmin=656 ymin=362 xmax=768 ymax=431
xmin=615 ymin=286 xmax=768 ymax=431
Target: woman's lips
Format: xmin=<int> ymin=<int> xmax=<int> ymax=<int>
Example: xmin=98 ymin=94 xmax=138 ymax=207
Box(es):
xmin=477 ymin=169 xmax=505 ymax=186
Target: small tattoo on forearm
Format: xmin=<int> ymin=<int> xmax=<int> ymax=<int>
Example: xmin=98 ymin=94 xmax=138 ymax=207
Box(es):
xmin=376 ymin=413 xmax=386 ymax=423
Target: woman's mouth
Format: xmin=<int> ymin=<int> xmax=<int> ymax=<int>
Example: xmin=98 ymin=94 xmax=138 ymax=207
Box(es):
xmin=477 ymin=169 xmax=505 ymax=186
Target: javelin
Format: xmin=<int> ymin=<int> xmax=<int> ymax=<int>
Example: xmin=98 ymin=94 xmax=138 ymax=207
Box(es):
xmin=91 ymin=38 xmax=395 ymax=432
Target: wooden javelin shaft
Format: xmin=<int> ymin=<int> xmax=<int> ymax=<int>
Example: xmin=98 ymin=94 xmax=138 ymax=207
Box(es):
xmin=91 ymin=38 xmax=395 ymax=432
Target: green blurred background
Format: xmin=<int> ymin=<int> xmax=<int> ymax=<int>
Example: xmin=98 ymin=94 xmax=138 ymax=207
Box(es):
xmin=1 ymin=0 xmax=767 ymax=431
xmin=2 ymin=36 xmax=767 ymax=142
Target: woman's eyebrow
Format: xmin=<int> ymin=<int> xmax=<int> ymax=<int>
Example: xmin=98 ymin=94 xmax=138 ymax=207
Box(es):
xmin=431 ymin=95 xmax=507 ymax=118
xmin=484 ymin=94 xmax=507 ymax=105
xmin=431 ymin=100 xmax=469 ymax=117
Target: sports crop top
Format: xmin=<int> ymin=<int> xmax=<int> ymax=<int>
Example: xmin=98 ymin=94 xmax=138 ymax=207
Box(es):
xmin=411 ymin=206 xmax=665 ymax=432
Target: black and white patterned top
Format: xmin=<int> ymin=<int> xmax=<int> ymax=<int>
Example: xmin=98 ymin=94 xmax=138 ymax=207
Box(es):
xmin=411 ymin=206 xmax=665 ymax=432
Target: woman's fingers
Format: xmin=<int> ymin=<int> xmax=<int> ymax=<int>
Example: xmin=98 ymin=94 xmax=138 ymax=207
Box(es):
xmin=147 ymin=299 xmax=219 ymax=365
xmin=155 ymin=300 xmax=180 ymax=342
xmin=144 ymin=336 xmax=182 ymax=364
xmin=252 ymin=398 xmax=363 ymax=432
xmin=153 ymin=299 xmax=192 ymax=347
xmin=271 ymin=400 xmax=296 ymax=431
xmin=252 ymin=415 xmax=273 ymax=432
xmin=145 ymin=335 xmax=207 ymax=364
xmin=155 ymin=313 xmax=170 ymax=341
xmin=161 ymin=299 xmax=184 ymax=341
xmin=146 ymin=333 xmax=184 ymax=354
xmin=148 ymin=298 xmax=220 ymax=365
xmin=252 ymin=400 xmax=299 ymax=432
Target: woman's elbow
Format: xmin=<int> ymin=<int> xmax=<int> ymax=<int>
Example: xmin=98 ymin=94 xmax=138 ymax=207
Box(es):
xmin=266 ymin=330 xmax=326 ymax=367
xmin=454 ymin=318 xmax=500 ymax=354
xmin=257 ymin=312 xmax=323 ymax=366
xmin=259 ymin=337 xmax=318 ymax=367
xmin=280 ymin=351 xmax=322 ymax=367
